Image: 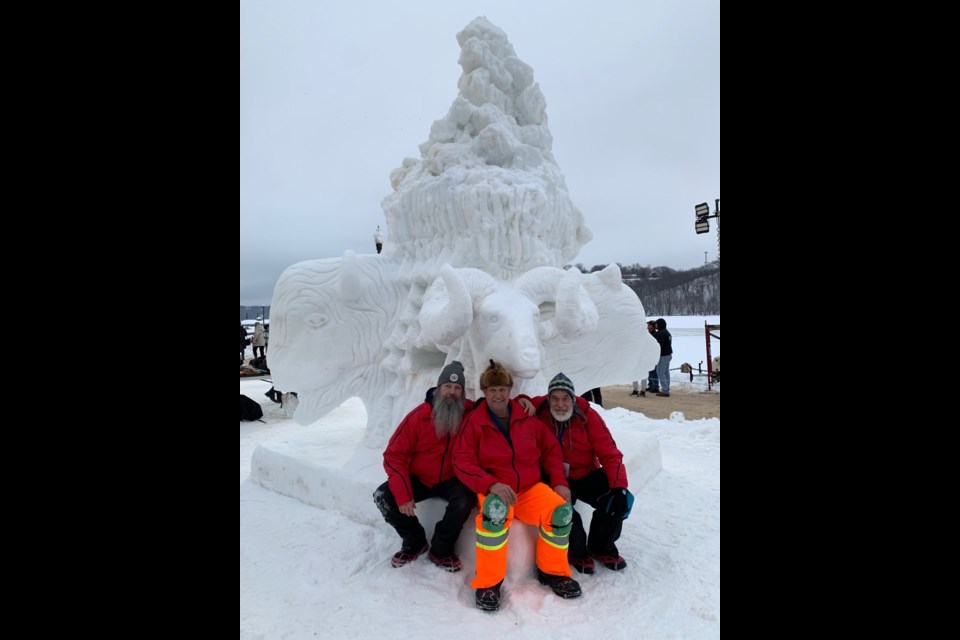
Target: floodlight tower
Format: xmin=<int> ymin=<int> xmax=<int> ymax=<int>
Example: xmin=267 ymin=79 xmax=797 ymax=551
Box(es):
xmin=694 ymin=199 xmax=720 ymax=265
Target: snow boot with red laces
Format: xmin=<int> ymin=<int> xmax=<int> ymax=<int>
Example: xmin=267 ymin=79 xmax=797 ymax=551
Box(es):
xmin=428 ymin=551 xmax=462 ymax=572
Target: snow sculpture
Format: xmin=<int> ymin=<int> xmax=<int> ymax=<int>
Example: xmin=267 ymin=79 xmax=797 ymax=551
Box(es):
xmin=268 ymin=251 xmax=405 ymax=442
xmin=269 ymin=17 xmax=659 ymax=447
xmin=382 ymin=18 xmax=592 ymax=280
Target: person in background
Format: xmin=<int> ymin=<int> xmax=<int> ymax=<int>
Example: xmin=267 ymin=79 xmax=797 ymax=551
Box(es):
xmin=631 ymin=320 xmax=660 ymax=396
xmin=454 ymin=360 xmax=580 ymax=612
xmin=654 ymin=318 xmax=673 ymax=397
xmin=529 ymin=373 xmax=633 ymax=574
xmin=251 ymin=318 xmax=266 ymax=359
xmin=240 ymin=323 xmax=249 ymax=365
xmin=373 ymin=361 xmax=476 ymax=572
xmin=580 ymin=387 xmax=603 ymax=407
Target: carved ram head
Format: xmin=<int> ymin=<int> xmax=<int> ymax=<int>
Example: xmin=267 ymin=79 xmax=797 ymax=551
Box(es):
xmin=418 ymin=265 xmax=598 ymax=395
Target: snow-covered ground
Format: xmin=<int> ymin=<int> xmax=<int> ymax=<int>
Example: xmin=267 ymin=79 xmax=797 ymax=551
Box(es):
xmin=240 ymin=319 xmax=719 ymax=638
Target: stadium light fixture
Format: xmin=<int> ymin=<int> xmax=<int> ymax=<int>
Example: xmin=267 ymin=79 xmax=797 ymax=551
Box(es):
xmin=693 ymin=199 xmax=720 ymax=262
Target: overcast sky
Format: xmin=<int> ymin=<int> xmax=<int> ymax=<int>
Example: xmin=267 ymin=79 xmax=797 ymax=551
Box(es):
xmin=240 ymin=0 xmax=720 ymax=305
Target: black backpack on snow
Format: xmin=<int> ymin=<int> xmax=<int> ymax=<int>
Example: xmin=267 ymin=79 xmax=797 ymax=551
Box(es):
xmin=240 ymin=394 xmax=264 ymax=421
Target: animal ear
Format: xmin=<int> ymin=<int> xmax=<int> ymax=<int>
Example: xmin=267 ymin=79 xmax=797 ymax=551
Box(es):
xmin=336 ymin=250 xmax=363 ymax=301
xmin=597 ymin=263 xmax=622 ymax=290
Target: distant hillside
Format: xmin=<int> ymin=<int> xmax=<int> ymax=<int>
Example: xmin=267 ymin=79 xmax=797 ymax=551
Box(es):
xmin=573 ymin=261 xmax=720 ymax=316
xmin=240 ymin=305 xmax=270 ymax=322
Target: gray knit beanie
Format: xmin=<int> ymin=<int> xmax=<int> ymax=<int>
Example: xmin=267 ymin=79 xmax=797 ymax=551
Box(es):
xmin=437 ymin=360 xmax=465 ymax=389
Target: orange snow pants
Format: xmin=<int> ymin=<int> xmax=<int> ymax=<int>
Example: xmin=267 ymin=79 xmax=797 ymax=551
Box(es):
xmin=472 ymin=482 xmax=572 ymax=589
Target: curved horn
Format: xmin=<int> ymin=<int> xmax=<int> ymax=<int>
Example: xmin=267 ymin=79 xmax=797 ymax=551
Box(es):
xmin=419 ymin=265 xmax=475 ymax=345
xmin=515 ymin=266 xmax=565 ymax=304
xmin=456 ymin=267 xmax=499 ymax=300
xmin=336 ymin=250 xmax=363 ymax=301
xmin=516 ymin=267 xmax=598 ymax=340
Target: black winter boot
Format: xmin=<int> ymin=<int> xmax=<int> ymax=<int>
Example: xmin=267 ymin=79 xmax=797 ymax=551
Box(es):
xmin=475 ymin=581 xmax=503 ymax=611
xmin=537 ymin=569 xmax=582 ymax=598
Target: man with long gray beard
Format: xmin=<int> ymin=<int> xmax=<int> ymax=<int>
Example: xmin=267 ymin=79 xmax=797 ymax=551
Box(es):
xmin=373 ymin=361 xmax=476 ymax=572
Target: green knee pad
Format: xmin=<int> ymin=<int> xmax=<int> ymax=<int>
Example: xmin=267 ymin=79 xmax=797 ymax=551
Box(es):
xmin=551 ymin=503 xmax=573 ymax=536
xmin=482 ymin=494 xmax=508 ymax=532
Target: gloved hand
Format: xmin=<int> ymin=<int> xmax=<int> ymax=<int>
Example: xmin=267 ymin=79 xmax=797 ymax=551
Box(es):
xmin=597 ymin=488 xmax=634 ymax=520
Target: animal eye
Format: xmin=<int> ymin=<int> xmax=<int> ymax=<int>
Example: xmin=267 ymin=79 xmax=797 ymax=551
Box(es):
xmin=489 ymin=314 xmax=499 ymax=324
xmin=305 ymin=313 xmax=330 ymax=328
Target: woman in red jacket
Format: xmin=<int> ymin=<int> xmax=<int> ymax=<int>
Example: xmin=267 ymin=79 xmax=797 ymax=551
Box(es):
xmin=529 ymin=372 xmax=634 ymax=574
xmin=454 ymin=360 xmax=581 ymax=612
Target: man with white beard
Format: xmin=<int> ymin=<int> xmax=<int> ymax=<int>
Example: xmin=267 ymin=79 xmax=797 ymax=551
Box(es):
xmin=373 ymin=361 xmax=475 ymax=572
xmin=528 ymin=372 xmax=635 ymax=574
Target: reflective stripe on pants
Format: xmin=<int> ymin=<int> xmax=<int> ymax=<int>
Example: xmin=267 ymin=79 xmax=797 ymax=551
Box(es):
xmin=471 ymin=482 xmax=571 ymax=588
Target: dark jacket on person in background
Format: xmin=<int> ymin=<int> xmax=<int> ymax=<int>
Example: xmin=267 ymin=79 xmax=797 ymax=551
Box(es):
xmin=655 ymin=318 xmax=673 ymax=356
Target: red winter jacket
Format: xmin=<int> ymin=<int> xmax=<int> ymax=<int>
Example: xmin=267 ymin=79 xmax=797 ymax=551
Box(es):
xmin=383 ymin=388 xmax=475 ymax=505
xmin=453 ymin=398 xmax=567 ymax=496
xmin=531 ymin=395 xmax=628 ymax=489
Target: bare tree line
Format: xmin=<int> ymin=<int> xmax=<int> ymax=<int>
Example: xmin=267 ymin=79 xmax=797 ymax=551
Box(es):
xmin=573 ymin=262 xmax=721 ymax=316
